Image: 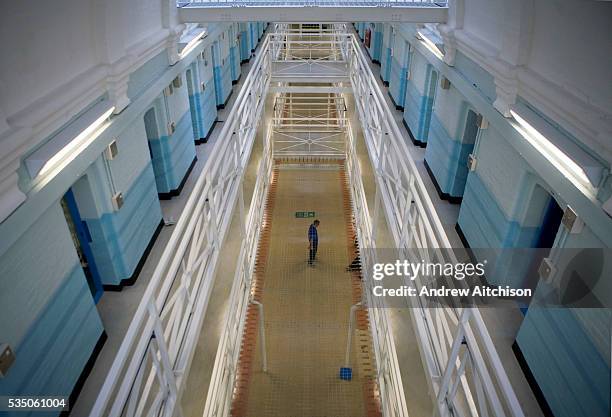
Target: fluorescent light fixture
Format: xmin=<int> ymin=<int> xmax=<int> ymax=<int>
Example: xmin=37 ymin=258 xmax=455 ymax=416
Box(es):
xmin=510 ymin=109 xmax=595 ymax=192
xmin=180 ymin=29 xmax=207 ymax=59
xmin=26 ymin=102 xmax=114 ymax=178
xmin=416 ymin=31 xmax=443 ymax=60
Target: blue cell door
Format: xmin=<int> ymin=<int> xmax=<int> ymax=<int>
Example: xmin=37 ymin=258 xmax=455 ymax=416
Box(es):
xmin=535 ymin=197 xmax=563 ymax=249
xmin=61 ymin=189 xmax=104 ymax=303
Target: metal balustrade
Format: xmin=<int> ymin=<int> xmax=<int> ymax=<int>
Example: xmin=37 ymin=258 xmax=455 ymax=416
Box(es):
xmin=344 ymin=119 xmax=411 ymax=417
xmin=270 ymin=29 xmax=349 ymax=82
xmin=179 ymin=0 xmax=446 ymax=7
xmin=342 ymin=30 xmax=526 ymax=417
xmin=272 ymin=94 xmax=347 ymax=157
xmin=89 ymin=35 xmax=272 ymax=417
xmin=203 ymin=119 xmax=275 ymax=417
xmin=92 ymin=24 xmax=524 ymax=417
xmin=177 ymin=3 xmax=449 ymax=23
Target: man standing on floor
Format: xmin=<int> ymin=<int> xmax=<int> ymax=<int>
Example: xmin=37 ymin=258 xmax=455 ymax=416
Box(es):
xmin=308 ymin=219 xmax=320 ymax=266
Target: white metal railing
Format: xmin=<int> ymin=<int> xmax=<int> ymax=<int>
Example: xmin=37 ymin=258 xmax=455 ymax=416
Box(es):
xmin=179 ymin=0 xmax=447 ymax=7
xmin=269 ymin=29 xmax=349 ymax=80
xmin=272 ymin=94 xmax=346 ymax=157
xmin=343 ymin=30 xmax=526 ymax=417
xmin=90 ymin=35 xmax=271 ymax=417
xmin=202 ymin=119 xmax=275 ymax=417
xmin=345 ymin=119 xmax=410 ymax=417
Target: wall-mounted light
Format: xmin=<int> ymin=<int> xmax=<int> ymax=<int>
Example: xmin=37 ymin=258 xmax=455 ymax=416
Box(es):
xmin=510 ymin=109 xmax=597 ymax=192
xmin=26 ymin=102 xmax=115 ymax=178
xmin=416 ymin=31 xmax=443 ymax=60
xmin=179 ymin=29 xmax=207 ymax=59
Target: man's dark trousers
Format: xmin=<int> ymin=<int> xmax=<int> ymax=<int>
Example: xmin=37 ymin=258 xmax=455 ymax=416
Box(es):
xmin=309 ymin=243 xmax=318 ymax=264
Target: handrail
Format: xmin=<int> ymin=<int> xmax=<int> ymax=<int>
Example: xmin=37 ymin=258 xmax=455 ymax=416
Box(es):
xmin=90 ymin=34 xmax=271 ymax=417
xmin=202 ymin=119 xmax=274 ymax=417
xmin=343 ymin=30 xmax=525 ymax=417
xmin=345 ymin=121 xmax=410 ymax=417
xmin=180 ymin=0 xmax=447 ymax=7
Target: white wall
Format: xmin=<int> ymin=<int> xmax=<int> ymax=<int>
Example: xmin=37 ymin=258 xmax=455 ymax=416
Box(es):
xmin=526 ymin=1 xmax=612 ymax=113
xmin=0 ymin=1 xmax=98 ymax=116
xmin=461 ymin=0 xmax=503 ymax=53
xmin=445 ymin=0 xmax=612 ymax=165
xmin=0 ymin=0 xmax=182 ymax=223
xmin=122 ymin=0 xmax=164 ymax=49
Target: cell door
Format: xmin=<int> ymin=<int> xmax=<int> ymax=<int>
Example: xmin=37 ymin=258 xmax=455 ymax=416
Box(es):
xmin=421 ymin=66 xmax=438 ymax=142
xmin=185 ymin=68 xmax=200 ymax=141
xmin=61 ymin=189 xmax=104 ymax=303
xmin=385 ymin=27 xmax=394 ymax=80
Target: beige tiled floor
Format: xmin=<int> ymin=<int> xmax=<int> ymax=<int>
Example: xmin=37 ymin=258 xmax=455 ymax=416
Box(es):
xmin=240 ymin=166 xmax=369 ymax=417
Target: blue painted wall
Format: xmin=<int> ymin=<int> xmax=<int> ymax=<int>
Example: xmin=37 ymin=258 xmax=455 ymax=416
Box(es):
xmin=389 ymin=54 xmax=408 ymax=108
xmin=402 ymin=47 xmax=437 ymax=144
xmin=517 ymin=305 xmax=610 ymax=417
xmin=458 ymin=171 xmax=540 ymax=250
xmin=212 ymin=37 xmax=233 ymax=107
xmin=403 ymin=78 xmax=429 ymax=139
xmin=380 ymin=24 xmax=393 ymax=84
xmin=365 ymin=23 xmax=383 ymax=63
xmin=0 ymin=203 xmax=104 ymax=412
xmin=239 ymin=23 xmax=251 ymax=61
xmin=186 ymin=63 xmax=206 ymax=142
xmin=230 ymin=30 xmax=241 ymax=84
xmin=149 ymin=110 xmax=196 ymax=193
xmin=422 ymin=73 xmax=477 ymax=198
xmin=197 ymin=52 xmax=218 ymax=137
xmin=424 ymin=113 xmax=474 ymax=197
xmin=249 ymin=23 xmax=257 ymax=51
xmin=84 ymin=161 xmax=162 ymax=285
xmin=71 ymin=107 xmax=164 ymax=286
xmin=355 ymin=22 xmax=365 ymax=40
xmin=258 ymin=22 xmax=264 ymax=39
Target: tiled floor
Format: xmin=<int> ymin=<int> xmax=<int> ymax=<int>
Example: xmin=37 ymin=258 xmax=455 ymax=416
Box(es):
xmin=236 ymin=164 xmax=369 ymax=417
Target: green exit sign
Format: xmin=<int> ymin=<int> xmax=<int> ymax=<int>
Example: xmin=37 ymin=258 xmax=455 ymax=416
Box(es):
xmin=295 ymin=211 xmax=315 ymax=218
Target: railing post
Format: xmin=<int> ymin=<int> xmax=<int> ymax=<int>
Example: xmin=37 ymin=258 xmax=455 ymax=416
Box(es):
xmin=251 ymin=300 xmax=267 ymax=372
xmin=344 ymin=301 xmax=362 ymax=368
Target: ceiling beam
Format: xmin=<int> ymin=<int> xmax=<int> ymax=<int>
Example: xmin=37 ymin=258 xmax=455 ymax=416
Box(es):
xmin=269 ymin=86 xmax=352 ymax=93
xmin=178 ymin=6 xmax=448 ymax=23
